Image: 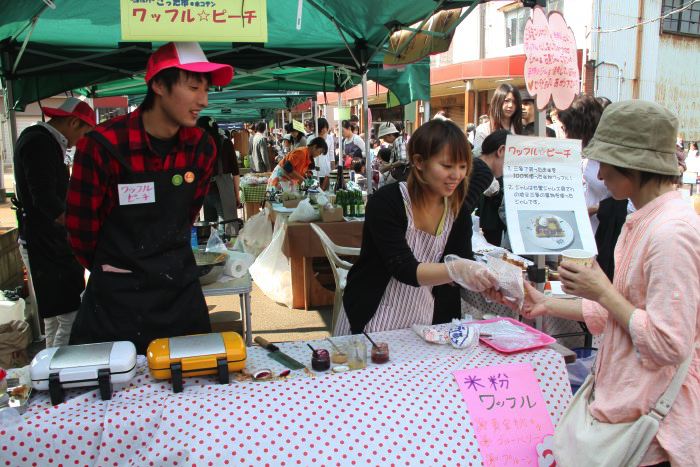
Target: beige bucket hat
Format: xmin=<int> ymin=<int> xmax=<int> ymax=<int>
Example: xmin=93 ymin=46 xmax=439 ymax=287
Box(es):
xmin=377 ymin=122 xmax=399 ymax=138
xmin=583 ymin=100 xmax=680 ymax=176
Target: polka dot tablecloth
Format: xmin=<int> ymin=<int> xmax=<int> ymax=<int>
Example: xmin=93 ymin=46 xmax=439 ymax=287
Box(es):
xmin=1 ymin=329 xmax=571 ymax=466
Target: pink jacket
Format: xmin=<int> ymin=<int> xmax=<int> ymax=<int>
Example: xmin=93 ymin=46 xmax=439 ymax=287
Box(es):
xmin=582 ymin=191 xmax=700 ymax=466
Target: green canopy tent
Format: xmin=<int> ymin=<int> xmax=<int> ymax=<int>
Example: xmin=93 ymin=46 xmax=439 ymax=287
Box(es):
xmin=81 ymin=62 xmax=429 ymax=106
xmin=0 ymin=0 xmax=477 ymax=109
xmin=0 ymin=0 xmax=478 ymax=191
xmin=125 ymin=90 xmax=315 ymax=123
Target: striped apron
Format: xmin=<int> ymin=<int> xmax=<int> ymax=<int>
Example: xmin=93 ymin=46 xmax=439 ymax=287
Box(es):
xmin=335 ymin=182 xmax=453 ymax=335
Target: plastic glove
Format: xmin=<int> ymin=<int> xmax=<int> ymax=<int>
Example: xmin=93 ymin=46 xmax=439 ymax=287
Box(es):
xmin=444 ymin=254 xmax=498 ymax=292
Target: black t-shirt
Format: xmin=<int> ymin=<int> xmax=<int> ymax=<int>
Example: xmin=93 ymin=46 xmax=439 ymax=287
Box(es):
xmin=523 ymin=122 xmax=556 ymax=138
xmin=149 ymin=133 xmax=177 ymax=158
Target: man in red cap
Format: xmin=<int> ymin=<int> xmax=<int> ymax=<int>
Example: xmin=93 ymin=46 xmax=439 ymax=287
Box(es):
xmin=13 ymin=97 xmax=95 ymax=347
xmin=66 ymin=42 xmax=233 ymax=353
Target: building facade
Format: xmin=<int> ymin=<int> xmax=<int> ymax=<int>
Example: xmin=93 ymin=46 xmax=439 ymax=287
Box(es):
xmin=591 ymin=0 xmax=700 ymax=141
xmin=319 ymin=0 xmax=700 ymax=143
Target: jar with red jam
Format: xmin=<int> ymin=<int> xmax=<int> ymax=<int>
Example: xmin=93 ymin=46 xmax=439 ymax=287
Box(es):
xmin=311 ymin=349 xmax=331 ymax=371
xmin=370 ymin=342 xmax=390 ymax=364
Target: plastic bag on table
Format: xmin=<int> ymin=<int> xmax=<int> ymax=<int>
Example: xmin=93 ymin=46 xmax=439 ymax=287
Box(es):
xmin=316 ymin=191 xmax=329 ymax=208
xmin=411 ymin=324 xmax=450 ymax=345
xmin=238 ymin=208 xmax=273 ymax=257
xmin=288 ymin=198 xmax=320 ymax=223
xmin=205 ymin=229 xmax=227 ymax=254
xmin=249 ymin=222 xmax=292 ymax=307
xmin=448 ymin=319 xmax=480 ymax=350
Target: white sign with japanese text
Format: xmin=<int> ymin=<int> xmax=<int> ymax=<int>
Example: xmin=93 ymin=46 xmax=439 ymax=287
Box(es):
xmin=503 ymin=135 xmax=596 ymax=255
xmin=118 ymin=182 xmax=156 ymax=206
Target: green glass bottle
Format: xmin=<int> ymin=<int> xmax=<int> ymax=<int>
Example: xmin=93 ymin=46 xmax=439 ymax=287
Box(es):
xmin=356 ymin=191 xmax=364 ymax=217
xmin=349 ymin=191 xmax=356 ymax=217
xmin=339 ymin=190 xmax=347 ymax=216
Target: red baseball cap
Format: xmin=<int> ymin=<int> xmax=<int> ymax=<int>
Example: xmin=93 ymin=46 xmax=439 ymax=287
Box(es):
xmin=43 ymin=97 xmax=96 ymax=127
xmin=145 ymin=42 xmax=234 ymax=86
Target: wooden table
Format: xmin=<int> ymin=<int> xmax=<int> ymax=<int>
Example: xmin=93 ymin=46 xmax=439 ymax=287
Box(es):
xmin=281 ymin=220 xmax=363 ymax=309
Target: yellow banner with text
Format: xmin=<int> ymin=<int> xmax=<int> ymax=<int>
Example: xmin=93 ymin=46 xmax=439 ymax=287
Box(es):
xmin=120 ymin=0 xmax=267 ymax=43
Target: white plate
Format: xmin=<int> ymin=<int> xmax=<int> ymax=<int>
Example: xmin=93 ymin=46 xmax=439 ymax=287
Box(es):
xmin=525 ymin=214 xmax=574 ymax=250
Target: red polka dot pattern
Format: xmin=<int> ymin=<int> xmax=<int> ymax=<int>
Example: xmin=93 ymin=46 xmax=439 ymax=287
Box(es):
xmin=0 ymin=329 xmax=572 ymax=465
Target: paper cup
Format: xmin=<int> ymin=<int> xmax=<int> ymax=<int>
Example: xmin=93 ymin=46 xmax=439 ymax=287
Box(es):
xmin=560 ymin=249 xmax=596 ymax=267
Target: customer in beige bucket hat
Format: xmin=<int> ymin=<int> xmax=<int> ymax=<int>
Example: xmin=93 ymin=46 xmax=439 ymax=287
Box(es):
xmin=485 ymin=98 xmax=700 ymax=466
xmin=583 ymin=100 xmax=680 ymax=176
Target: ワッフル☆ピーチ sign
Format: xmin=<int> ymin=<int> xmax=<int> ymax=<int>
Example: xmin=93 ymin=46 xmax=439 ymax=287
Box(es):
xmin=120 ymin=0 xmax=268 ymax=43
xmin=503 ymin=135 xmax=596 ymax=256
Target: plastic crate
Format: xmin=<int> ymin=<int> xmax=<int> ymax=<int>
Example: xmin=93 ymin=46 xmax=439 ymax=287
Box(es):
xmin=240 ymin=184 xmax=268 ymax=203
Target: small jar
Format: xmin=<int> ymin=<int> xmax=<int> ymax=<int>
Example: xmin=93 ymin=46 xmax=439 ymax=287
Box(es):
xmin=370 ymin=343 xmax=390 ymax=364
xmin=311 ymin=349 xmax=331 ymax=372
xmin=330 ymin=346 xmax=348 ymax=365
xmin=348 ymin=337 xmax=367 ymax=370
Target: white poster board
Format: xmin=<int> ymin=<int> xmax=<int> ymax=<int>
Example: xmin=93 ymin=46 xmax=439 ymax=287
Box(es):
xmin=504 ymin=135 xmax=596 ymax=256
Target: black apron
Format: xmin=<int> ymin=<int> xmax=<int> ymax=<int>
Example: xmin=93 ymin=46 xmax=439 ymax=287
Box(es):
xmin=14 ymin=126 xmax=85 ymax=319
xmin=70 ymin=132 xmax=211 ymax=354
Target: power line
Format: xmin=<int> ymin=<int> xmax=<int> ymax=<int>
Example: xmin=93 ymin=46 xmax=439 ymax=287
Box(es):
xmin=593 ymin=0 xmax=700 ymax=34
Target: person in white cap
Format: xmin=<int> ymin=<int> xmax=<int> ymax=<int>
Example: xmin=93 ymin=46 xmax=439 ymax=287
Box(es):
xmin=377 ymin=122 xmax=408 ymax=184
xmin=66 ymin=42 xmax=233 ymax=353
xmin=13 ymin=97 xmax=95 ymax=347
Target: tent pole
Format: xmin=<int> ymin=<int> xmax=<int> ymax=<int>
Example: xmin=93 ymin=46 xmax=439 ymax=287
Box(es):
xmin=362 ymin=73 xmax=372 ymax=195
xmin=337 ymin=92 xmax=343 ymax=166
xmin=312 ymin=97 xmax=318 ymax=138
xmin=1 ymin=63 xmax=18 ymax=192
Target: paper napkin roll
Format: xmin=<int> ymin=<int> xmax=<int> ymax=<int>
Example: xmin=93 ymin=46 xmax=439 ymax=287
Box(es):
xmin=225 ymin=251 xmax=256 ymax=278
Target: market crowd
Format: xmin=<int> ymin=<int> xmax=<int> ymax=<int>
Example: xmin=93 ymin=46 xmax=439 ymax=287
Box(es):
xmin=12 ymin=41 xmax=699 ymax=466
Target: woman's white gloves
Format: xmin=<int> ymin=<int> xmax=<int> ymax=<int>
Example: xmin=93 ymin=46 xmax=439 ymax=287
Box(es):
xmin=445 ymin=255 xmax=499 ymax=292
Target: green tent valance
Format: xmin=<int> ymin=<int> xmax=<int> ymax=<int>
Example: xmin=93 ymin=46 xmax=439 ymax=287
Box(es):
xmin=1 ymin=0 xmax=474 ymax=109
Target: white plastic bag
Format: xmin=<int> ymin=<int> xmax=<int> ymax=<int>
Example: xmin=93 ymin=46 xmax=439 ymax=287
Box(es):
xmin=249 ymin=222 xmax=293 ymax=307
xmin=483 ymin=255 xmax=525 ymax=310
xmin=316 ymin=191 xmax=329 ymax=208
xmin=288 ymin=198 xmax=320 ymax=223
xmin=238 ymin=208 xmax=273 ymax=257
xmin=205 ymin=229 xmax=227 ymax=254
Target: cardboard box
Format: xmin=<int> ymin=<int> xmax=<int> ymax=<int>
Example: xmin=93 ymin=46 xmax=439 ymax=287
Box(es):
xmin=321 ymin=205 xmax=344 ymax=222
xmin=282 ymin=198 xmax=302 ymax=208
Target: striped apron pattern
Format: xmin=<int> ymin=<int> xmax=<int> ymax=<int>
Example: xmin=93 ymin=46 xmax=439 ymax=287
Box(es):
xmin=335 ymin=182 xmax=453 ymax=335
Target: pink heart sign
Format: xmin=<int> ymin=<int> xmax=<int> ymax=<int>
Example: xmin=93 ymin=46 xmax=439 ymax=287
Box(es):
xmin=524 ymin=6 xmax=579 ymax=111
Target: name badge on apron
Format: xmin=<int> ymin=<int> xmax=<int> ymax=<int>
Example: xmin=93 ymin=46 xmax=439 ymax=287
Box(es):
xmin=118 ymin=182 xmax=156 ymax=205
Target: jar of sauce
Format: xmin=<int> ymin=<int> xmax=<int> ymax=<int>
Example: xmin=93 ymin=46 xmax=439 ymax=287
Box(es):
xmin=370 ymin=342 xmax=390 ymax=364
xmin=331 ymin=346 xmax=348 ymax=365
xmin=311 ymin=349 xmax=331 ymax=372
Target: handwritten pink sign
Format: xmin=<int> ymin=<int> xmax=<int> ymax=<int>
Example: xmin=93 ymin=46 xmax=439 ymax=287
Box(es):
xmin=524 ymin=6 xmax=579 ymax=111
xmin=454 ymin=363 xmax=554 ymax=467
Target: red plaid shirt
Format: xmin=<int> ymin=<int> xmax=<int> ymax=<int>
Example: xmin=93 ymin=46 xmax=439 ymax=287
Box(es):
xmin=66 ymin=108 xmax=216 ymax=269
